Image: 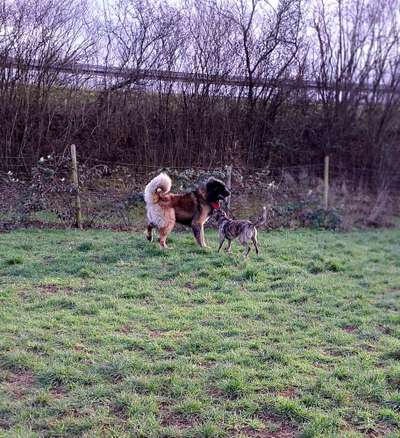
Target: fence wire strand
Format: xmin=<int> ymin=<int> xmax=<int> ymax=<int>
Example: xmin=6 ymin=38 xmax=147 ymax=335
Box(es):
xmin=1 ymin=153 xmax=399 ymax=232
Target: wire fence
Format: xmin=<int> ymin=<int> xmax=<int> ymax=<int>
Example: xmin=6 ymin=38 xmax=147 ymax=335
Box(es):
xmin=4 ymin=155 xmax=400 ymax=179
xmin=1 ymin=149 xmax=399 ymax=232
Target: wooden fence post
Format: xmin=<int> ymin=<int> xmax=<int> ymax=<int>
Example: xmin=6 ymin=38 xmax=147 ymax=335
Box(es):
xmin=226 ymin=164 xmax=232 ymax=210
xmin=70 ymin=144 xmax=83 ymax=229
xmin=324 ymin=155 xmax=330 ymax=210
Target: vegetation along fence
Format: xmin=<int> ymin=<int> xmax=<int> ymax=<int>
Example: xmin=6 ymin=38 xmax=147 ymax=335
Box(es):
xmin=1 ymin=145 xmax=399 ymax=233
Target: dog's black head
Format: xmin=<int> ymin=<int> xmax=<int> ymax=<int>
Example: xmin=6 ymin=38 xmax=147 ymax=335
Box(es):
xmin=205 ymin=178 xmax=230 ymax=208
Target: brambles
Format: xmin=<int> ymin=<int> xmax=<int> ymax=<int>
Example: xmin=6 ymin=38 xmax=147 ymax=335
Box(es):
xmin=2 ymin=163 xmax=396 ymax=231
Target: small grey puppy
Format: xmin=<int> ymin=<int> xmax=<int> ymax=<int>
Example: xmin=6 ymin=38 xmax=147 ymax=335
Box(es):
xmin=214 ymin=206 xmax=267 ymax=257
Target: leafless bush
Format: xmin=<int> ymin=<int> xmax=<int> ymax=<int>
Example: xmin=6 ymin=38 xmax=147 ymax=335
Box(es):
xmin=0 ymin=0 xmax=399 ymax=184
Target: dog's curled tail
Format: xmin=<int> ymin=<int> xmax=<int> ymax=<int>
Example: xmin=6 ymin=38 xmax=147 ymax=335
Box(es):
xmin=253 ymin=206 xmax=267 ymax=227
xmin=144 ymin=173 xmax=172 ymax=205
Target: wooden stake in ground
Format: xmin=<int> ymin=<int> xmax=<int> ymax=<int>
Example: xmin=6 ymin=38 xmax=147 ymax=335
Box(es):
xmin=226 ymin=164 xmax=232 ymax=210
xmin=324 ymin=155 xmax=330 ymax=210
xmin=70 ymin=144 xmax=83 ymax=229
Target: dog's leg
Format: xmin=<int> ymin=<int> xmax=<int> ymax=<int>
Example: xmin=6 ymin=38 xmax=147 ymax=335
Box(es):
xmin=217 ymin=235 xmax=225 ymax=252
xmin=192 ymin=222 xmax=206 ymax=247
xmin=240 ymin=237 xmax=251 ymax=257
xmin=252 ymin=230 xmax=259 ymax=255
xmin=225 ymin=240 xmax=232 ymax=253
xmin=192 ymin=223 xmax=202 ymax=246
xmin=146 ymin=223 xmax=154 ymax=242
xmin=200 ymin=224 xmax=208 ymax=247
xmin=252 ymin=237 xmax=259 ymax=254
xmin=159 ymin=220 xmax=175 ymax=249
xmin=159 ymin=230 xmax=168 ymax=248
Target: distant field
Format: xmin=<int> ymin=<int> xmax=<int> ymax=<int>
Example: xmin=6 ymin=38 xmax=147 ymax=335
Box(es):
xmin=0 ymin=229 xmax=399 ymax=438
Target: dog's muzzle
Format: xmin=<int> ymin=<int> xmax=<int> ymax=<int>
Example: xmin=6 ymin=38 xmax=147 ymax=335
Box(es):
xmin=219 ymin=190 xmax=230 ymax=200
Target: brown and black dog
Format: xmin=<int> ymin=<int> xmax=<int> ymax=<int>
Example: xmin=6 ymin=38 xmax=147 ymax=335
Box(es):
xmin=144 ymin=173 xmax=230 ymax=248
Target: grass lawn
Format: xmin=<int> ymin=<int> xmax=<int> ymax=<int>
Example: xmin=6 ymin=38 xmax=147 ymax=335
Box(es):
xmin=0 ymin=228 xmax=399 ymax=438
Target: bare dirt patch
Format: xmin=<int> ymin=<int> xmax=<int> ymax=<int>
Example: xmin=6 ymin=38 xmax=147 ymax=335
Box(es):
xmin=6 ymin=370 xmax=36 ymax=399
xmin=366 ymin=422 xmax=396 ymax=437
xmin=18 ymin=284 xmax=76 ymax=300
xmin=342 ymin=325 xmax=357 ymax=333
xmin=159 ymin=403 xmax=196 ymax=431
xmin=184 ymin=282 xmax=197 ymax=290
xmin=377 ymin=324 xmax=392 ymax=335
xmin=207 ymin=386 xmax=225 ymax=399
xmin=325 ymin=348 xmax=345 ymax=357
xmin=50 ymin=386 xmax=68 ymax=400
xmin=236 ymin=411 xmax=298 ymax=437
xmin=118 ymin=324 xmax=133 ymax=334
xmin=196 ymin=360 xmax=217 ymax=369
xmin=149 ymin=330 xmax=163 ymax=338
xmin=276 ymin=388 xmax=297 ymax=399
xmin=37 ymin=284 xmax=74 ymax=295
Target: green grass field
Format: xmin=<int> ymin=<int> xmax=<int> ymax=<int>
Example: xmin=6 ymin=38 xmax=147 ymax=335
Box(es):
xmin=0 ymin=229 xmax=399 ymax=438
